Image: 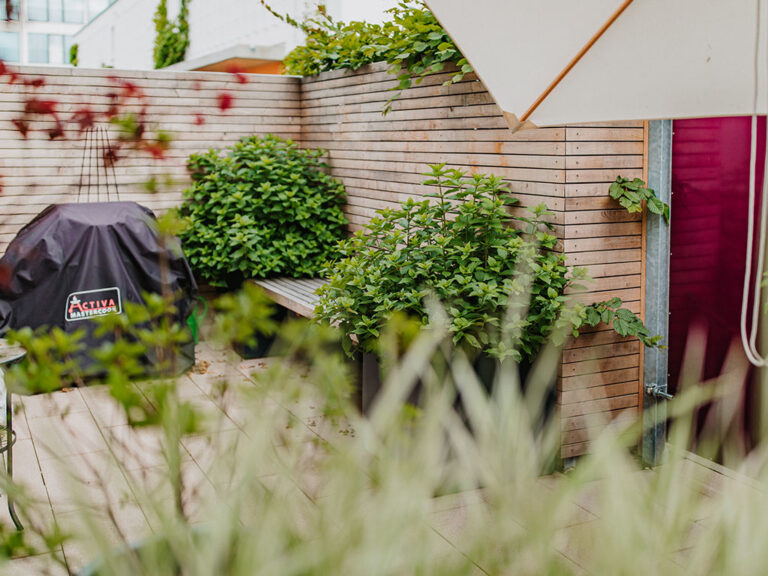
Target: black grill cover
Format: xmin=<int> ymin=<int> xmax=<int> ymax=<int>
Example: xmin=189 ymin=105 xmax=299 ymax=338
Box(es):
xmin=0 ymin=202 xmax=197 ymax=377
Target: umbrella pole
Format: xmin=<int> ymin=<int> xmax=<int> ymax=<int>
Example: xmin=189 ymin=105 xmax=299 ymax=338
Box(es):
xmin=519 ymin=0 xmax=635 ymax=123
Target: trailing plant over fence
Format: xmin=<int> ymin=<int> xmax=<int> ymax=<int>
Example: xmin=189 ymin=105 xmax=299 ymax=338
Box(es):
xmin=179 ymin=134 xmax=347 ymax=286
xmin=316 ymin=164 xmax=660 ymax=361
xmin=265 ymin=1 xmax=471 ymax=111
xmin=570 ymin=296 xmax=660 ymax=347
xmin=153 ymin=0 xmax=191 ymax=69
xmin=610 ymin=176 xmax=670 ymax=223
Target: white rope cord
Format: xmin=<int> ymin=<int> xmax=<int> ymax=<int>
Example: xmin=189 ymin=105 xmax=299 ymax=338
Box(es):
xmin=740 ymin=0 xmax=768 ymax=366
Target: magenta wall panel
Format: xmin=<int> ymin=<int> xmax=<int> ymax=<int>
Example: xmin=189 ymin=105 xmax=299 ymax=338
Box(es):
xmin=669 ymin=117 xmax=765 ymax=389
xmin=669 ymin=117 xmax=765 ymax=439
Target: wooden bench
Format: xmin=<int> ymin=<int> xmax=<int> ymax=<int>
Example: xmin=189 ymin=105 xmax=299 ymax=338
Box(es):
xmin=252 ymin=278 xmax=327 ymax=318
xmin=254 ymin=277 xmax=373 ymax=408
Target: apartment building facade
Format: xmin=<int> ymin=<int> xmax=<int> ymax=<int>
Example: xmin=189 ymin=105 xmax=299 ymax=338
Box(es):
xmin=0 ymin=0 xmax=113 ymax=65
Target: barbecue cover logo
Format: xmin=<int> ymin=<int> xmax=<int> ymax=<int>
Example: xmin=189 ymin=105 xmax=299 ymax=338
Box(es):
xmin=65 ymin=287 xmax=122 ymax=322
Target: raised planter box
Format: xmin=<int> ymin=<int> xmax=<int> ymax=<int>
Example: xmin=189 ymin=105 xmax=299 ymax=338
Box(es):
xmin=360 ymin=351 xmax=553 ymax=422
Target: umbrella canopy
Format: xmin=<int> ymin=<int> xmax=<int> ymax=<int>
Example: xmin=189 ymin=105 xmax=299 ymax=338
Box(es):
xmin=426 ymin=0 xmax=768 ymax=366
xmin=426 ymin=0 xmax=768 ymax=130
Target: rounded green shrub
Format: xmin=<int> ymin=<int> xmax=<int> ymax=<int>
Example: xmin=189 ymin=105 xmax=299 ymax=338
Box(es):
xmin=179 ymin=134 xmax=347 ymax=286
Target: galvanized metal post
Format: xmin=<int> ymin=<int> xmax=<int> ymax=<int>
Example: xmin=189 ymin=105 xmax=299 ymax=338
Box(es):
xmin=643 ymin=120 xmax=672 ymax=466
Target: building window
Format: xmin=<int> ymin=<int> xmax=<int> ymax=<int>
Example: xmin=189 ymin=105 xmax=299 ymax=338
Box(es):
xmin=27 ymin=0 xmax=48 ymax=21
xmin=28 ymin=33 xmax=48 ymax=63
xmin=0 ymin=0 xmax=20 ymax=21
xmin=63 ymin=0 xmax=84 ymax=23
xmin=64 ymin=35 xmax=74 ymax=60
xmin=49 ymin=0 xmax=63 ymax=22
xmin=0 ymin=32 xmax=19 ymax=62
xmin=28 ymin=33 xmax=67 ymax=64
xmin=28 ymin=0 xmax=68 ymax=22
xmin=48 ymin=34 xmax=64 ymax=64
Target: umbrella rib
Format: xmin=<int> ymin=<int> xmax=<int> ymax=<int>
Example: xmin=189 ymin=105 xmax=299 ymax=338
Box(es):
xmin=520 ymin=0 xmax=635 ymax=123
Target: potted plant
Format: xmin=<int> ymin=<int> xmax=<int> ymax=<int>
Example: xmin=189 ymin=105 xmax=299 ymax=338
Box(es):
xmin=315 ymin=164 xmax=659 ymax=412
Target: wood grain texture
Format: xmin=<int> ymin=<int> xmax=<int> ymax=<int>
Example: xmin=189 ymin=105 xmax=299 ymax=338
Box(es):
xmin=301 ymin=65 xmax=568 ymax=236
xmin=558 ymin=117 xmax=645 ymax=458
xmin=0 ymin=63 xmax=647 ymax=461
xmin=300 ymin=64 xmax=645 ymax=460
xmin=252 ymin=278 xmax=326 ymax=318
xmin=0 ymin=66 xmax=301 ymax=254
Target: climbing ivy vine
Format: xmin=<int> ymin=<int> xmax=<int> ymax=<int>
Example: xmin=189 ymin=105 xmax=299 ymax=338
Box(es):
xmin=610 ymin=176 xmax=670 ymax=223
xmin=261 ymin=1 xmax=471 ymax=112
xmin=153 ymin=0 xmax=191 ymax=69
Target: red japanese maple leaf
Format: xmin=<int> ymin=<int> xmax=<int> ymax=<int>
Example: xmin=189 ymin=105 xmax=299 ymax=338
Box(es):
xmin=12 ymin=119 xmax=28 ymax=138
xmin=71 ymin=107 xmax=96 ymax=131
xmin=226 ymin=66 xmax=248 ymax=85
xmin=23 ymin=77 xmax=46 ymax=88
xmin=48 ymin=120 xmax=64 ymax=140
xmin=24 ymin=98 xmax=57 ymax=115
xmin=108 ymin=76 xmax=143 ymax=99
xmin=217 ymin=92 xmax=234 ymax=111
xmin=143 ymin=141 xmax=168 ymax=160
xmin=103 ymin=146 xmax=119 ymax=167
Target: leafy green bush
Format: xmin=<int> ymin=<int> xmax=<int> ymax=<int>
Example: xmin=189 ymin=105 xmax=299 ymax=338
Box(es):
xmin=281 ymin=8 xmax=387 ymax=76
xmin=179 ymin=134 xmax=347 ymax=285
xmin=382 ymin=1 xmax=472 ymax=93
xmin=272 ymin=1 xmax=471 ymax=110
xmin=316 ymin=164 xmax=659 ymax=361
xmin=153 ymin=0 xmax=191 ymax=69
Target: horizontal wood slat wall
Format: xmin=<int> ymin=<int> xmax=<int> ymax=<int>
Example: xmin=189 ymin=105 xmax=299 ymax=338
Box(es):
xmin=558 ymin=123 xmax=645 ymax=459
xmin=0 ymin=66 xmax=301 ymax=252
xmin=302 ymin=62 xmax=646 ymax=459
xmin=0 ymin=63 xmax=647 ymax=459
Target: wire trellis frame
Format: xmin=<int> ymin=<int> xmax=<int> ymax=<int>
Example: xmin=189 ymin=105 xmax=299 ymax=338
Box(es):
xmin=77 ymin=125 xmax=120 ymax=203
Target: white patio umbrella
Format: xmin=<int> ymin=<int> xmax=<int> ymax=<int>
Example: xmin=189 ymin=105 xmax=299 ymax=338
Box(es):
xmin=425 ymin=0 xmax=768 ymax=365
xmin=425 ymin=0 xmax=768 ymax=129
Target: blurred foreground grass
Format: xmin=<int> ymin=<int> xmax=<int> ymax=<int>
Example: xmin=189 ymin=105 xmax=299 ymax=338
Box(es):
xmin=0 ymin=288 xmax=765 ymax=576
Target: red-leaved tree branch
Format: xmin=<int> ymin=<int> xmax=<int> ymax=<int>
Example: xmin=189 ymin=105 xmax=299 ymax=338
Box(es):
xmin=0 ymin=59 xmax=241 ymax=191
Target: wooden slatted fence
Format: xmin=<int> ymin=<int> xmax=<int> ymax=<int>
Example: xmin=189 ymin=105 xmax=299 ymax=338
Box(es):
xmin=0 ymin=66 xmax=301 ymax=251
xmin=0 ymin=62 xmax=649 ymax=459
xmin=301 ymin=62 xmax=647 ymax=459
